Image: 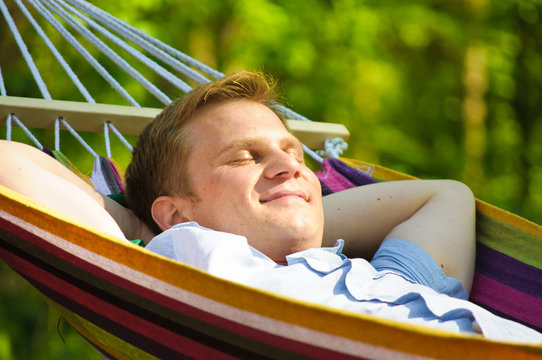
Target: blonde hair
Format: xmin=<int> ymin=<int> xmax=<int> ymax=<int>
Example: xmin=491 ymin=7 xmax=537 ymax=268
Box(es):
xmin=125 ymin=71 xmax=286 ymax=233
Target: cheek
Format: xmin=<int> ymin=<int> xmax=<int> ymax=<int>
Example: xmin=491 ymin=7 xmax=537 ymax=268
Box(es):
xmin=305 ymin=170 xmax=322 ymax=194
xmin=201 ymin=171 xmax=254 ymax=201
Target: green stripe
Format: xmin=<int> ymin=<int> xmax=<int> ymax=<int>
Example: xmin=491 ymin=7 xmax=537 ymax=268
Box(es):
xmin=129 ymin=239 xmax=145 ymax=247
xmin=52 ymin=150 xmax=72 ymax=169
xmin=476 ymin=211 xmax=542 ymax=269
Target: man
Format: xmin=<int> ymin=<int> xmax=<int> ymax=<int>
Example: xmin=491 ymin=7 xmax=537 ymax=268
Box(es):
xmin=0 ymin=72 xmax=540 ymax=342
xmin=124 ymin=71 xmax=476 ymax=289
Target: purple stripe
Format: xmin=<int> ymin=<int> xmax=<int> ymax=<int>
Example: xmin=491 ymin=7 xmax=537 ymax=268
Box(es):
xmin=474 ymin=243 xmax=542 ymax=299
xmin=327 ymin=158 xmax=377 ymax=186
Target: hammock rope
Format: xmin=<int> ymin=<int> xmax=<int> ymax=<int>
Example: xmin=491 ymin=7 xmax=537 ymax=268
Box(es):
xmin=54 ymin=116 xmax=60 ymax=150
xmin=14 ymin=0 xmax=95 ymax=103
xmin=2 ymin=0 xmax=348 ymax=158
xmin=316 ymin=136 xmax=349 ymax=159
xmin=39 ymin=0 xmax=171 ymax=105
xmin=26 ymin=0 xmax=140 ymax=106
xmin=302 ymin=143 xmax=324 ymax=163
xmin=57 ymin=117 xmax=98 ymax=157
xmin=64 ymin=0 xmax=222 ymax=82
xmin=0 ymin=0 xmax=51 ymax=100
xmin=103 ymin=122 xmax=111 ymax=158
xmin=63 ymin=2 xmax=203 ymax=91
xmin=63 ymin=0 xmax=345 ymax=125
xmin=6 ymin=113 xmax=44 ymax=149
xmin=107 ymin=121 xmax=133 ymax=152
xmin=57 ymin=0 xmax=192 ymax=94
xmin=0 ymin=66 xmax=6 ymax=96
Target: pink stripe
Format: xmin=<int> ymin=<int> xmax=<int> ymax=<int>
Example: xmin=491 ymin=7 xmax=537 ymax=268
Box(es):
xmin=1 ymin=216 xmax=367 ymax=359
xmin=316 ymin=161 xmax=355 ymax=192
xmin=470 ymin=273 xmax=542 ymax=328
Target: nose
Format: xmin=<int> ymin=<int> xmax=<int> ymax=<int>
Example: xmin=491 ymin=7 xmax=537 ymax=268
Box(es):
xmin=263 ymin=149 xmax=302 ymax=180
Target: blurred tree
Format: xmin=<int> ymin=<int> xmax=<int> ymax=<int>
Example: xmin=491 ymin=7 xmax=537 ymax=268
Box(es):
xmin=0 ymin=0 xmax=540 ymax=358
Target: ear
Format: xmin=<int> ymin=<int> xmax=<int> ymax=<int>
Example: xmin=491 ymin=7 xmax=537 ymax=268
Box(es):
xmin=151 ymin=195 xmax=194 ymax=231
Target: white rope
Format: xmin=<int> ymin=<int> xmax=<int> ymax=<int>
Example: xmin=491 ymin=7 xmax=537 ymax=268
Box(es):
xmin=8 ymin=114 xmax=44 ymax=150
xmin=59 ymin=118 xmax=98 ymax=157
xmin=55 ymin=0 xmax=192 ymax=94
xmin=0 ymin=0 xmax=51 ymax=99
xmin=107 ymin=122 xmax=133 ymax=152
xmin=40 ymin=0 xmax=171 ymax=105
xmin=276 ymin=104 xmax=311 ymax=122
xmin=63 ymin=0 xmax=313 ymax=122
xmin=5 ymin=115 xmax=11 ymax=140
xmin=14 ymin=0 xmax=95 ymax=103
xmin=3 ymin=0 xmax=345 ymax=159
xmin=302 ymin=144 xmax=323 ymax=164
xmin=104 ymin=122 xmax=111 ymax=158
xmin=316 ymin=137 xmax=348 ymax=158
xmin=65 ymin=0 xmax=216 ymax=84
xmin=0 ymin=65 xmax=6 ymax=96
xmin=64 ymin=0 xmax=315 ymax=122
xmin=27 ymin=0 xmax=140 ymax=106
xmin=54 ymin=118 xmax=60 ymax=151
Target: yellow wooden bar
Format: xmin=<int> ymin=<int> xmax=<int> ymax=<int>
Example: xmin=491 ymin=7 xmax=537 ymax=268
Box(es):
xmin=0 ymin=96 xmax=349 ymax=149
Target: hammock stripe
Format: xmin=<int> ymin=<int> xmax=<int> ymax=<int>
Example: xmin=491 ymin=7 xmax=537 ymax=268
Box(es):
xmin=471 ymin=273 xmax=541 ymax=330
xmin=475 ymin=244 xmax=541 ymax=298
xmin=2 ymin=176 xmax=542 ymax=360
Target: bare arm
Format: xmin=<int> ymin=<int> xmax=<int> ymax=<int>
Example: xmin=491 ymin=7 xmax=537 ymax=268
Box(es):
xmin=322 ymin=179 xmax=476 ymax=291
xmin=0 ymin=140 xmax=154 ymax=243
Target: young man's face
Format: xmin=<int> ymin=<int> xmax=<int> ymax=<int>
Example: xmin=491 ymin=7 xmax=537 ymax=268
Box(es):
xmin=181 ymin=100 xmax=324 ymax=262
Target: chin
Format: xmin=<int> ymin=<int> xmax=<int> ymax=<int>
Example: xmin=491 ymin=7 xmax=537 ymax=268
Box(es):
xmin=281 ymin=227 xmax=323 ymax=253
xmin=251 ymin=227 xmax=319 ymax=259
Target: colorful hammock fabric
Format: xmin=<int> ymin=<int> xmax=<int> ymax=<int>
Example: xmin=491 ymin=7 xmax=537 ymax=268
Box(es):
xmin=91 ymin=155 xmax=125 ymax=195
xmin=1 ymin=156 xmax=541 ymax=360
xmin=315 ymin=158 xmax=377 ymax=195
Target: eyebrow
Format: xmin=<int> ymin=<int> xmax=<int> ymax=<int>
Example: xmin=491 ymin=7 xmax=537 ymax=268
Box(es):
xmin=216 ymin=135 xmax=302 ymax=158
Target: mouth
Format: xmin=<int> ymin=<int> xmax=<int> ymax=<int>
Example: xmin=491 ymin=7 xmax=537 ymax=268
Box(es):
xmin=259 ymin=190 xmax=308 ymax=203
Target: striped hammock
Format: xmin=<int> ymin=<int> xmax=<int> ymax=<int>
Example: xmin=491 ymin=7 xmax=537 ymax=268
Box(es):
xmin=1 ymin=157 xmax=541 ymax=359
xmin=1 ymin=0 xmax=541 ymax=358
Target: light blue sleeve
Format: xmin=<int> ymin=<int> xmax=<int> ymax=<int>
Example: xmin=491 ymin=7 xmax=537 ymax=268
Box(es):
xmin=370 ymin=238 xmax=469 ymax=300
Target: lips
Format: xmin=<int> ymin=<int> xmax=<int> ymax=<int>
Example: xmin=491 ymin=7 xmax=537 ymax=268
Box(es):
xmin=259 ymin=189 xmax=308 ymax=203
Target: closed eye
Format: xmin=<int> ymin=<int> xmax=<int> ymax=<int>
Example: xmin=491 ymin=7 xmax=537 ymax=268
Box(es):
xmin=228 ymin=151 xmax=258 ymax=165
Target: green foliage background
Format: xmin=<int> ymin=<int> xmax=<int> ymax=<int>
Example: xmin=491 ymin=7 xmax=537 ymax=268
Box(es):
xmin=0 ymin=0 xmax=541 ymax=358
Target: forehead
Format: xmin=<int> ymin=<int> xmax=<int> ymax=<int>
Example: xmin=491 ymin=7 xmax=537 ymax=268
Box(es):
xmin=188 ymin=100 xmax=297 ymax=150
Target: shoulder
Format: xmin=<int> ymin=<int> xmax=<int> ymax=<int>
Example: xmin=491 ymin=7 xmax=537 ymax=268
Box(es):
xmin=146 ymin=222 xmax=277 ymax=276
